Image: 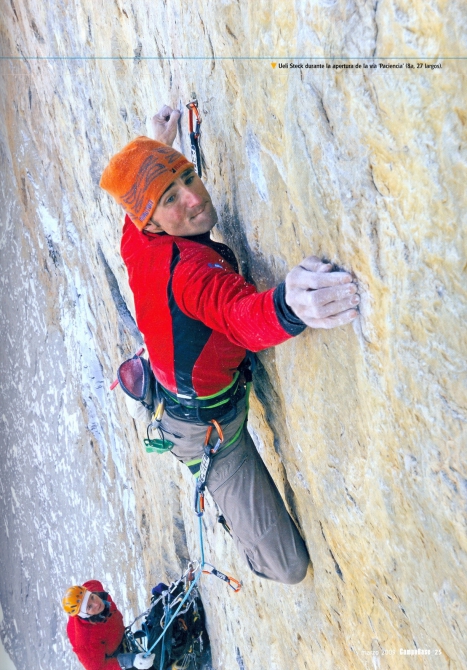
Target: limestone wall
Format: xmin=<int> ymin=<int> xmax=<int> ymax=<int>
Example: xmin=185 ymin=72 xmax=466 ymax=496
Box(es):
xmin=1 ymin=1 xmax=466 ymax=668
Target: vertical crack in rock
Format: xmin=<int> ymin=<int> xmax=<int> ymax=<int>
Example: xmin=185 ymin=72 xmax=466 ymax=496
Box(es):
xmin=207 ymin=34 xmax=215 ymax=72
xmin=198 ymin=11 xmax=206 ymax=34
xmin=219 ymin=202 xmax=255 ymax=284
xmin=97 ymin=245 xmax=143 ymax=345
xmin=373 ymin=0 xmax=380 ymax=57
xmin=133 ymin=41 xmax=142 ymax=62
xmin=225 ymin=24 xmax=237 ymax=40
xmin=367 ymin=214 xmax=384 ymax=280
xmin=319 ymin=521 xmax=344 ymax=581
xmin=302 ymin=82 xmax=334 ymax=138
xmin=30 ymin=19 xmax=45 ymax=43
xmin=219 ymin=196 xmax=282 ymax=289
xmin=9 ymin=0 xmax=18 ymax=21
xmin=46 ymin=234 xmax=61 ymax=267
xmin=235 ymin=647 xmax=245 ymax=669
xmin=329 ymin=549 xmax=344 ymax=582
xmin=369 ymin=165 xmax=386 ymax=198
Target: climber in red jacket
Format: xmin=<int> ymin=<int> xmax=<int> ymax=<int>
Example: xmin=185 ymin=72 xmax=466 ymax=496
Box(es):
xmin=100 ymin=105 xmax=360 ymax=585
xmin=63 ymin=581 xmax=154 ymax=670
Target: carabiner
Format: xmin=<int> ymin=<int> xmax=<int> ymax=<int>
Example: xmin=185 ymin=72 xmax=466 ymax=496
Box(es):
xmin=186 ymin=95 xmax=202 ymax=177
xmin=194 ymin=488 xmax=205 ymax=517
xmin=209 ymin=419 xmax=224 ymax=453
xmin=226 ymin=576 xmax=242 ymax=593
xmin=186 ymin=95 xmax=202 ymax=138
xmin=153 ymin=399 xmax=165 ymax=423
xmin=202 ymin=563 xmax=242 ymax=593
xmin=203 ymin=424 xmax=213 ymax=448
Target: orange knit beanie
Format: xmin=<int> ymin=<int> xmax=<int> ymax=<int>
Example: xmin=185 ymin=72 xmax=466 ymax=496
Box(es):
xmin=100 ymin=137 xmax=193 ymax=230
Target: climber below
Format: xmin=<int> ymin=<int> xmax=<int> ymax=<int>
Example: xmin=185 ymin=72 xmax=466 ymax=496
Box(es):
xmin=99 ymin=104 xmax=360 ymax=585
xmin=62 ymin=581 xmax=154 ymax=670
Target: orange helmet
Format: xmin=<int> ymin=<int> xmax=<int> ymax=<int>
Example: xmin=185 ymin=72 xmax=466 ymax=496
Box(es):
xmin=62 ymin=585 xmax=88 ymax=616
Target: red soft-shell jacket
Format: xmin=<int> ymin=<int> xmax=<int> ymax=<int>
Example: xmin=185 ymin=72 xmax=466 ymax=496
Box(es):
xmin=121 ymin=216 xmax=306 ymax=397
xmin=66 ymin=580 xmax=124 ymax=670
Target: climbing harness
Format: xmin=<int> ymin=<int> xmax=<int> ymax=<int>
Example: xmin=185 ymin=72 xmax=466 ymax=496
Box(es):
xmin=194 ymin=419 xmax=224 ymax=516
xmin=186 ymin=94 xmax=202 ymax=178
xmin=159 ymin=372 xmax=246 ymax=424
xmin=159 ymin=350 xmax=255 ymax=424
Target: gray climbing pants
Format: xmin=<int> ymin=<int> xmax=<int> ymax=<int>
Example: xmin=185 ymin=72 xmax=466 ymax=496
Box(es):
xmin=160 ymin=397 xmax=310 ymax=584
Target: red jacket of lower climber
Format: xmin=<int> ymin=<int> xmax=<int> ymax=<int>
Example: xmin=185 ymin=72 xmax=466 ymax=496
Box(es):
xmin=66 ymin=580 xmax=124 ymax=670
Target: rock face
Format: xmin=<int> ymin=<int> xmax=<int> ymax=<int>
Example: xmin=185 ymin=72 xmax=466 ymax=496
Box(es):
xmin=1 ymin=2 xmax=466 ymax=669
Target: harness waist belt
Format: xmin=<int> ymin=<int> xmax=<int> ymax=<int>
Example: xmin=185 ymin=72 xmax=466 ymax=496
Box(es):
xmin=158 ymin=374 xmax=246 ymax=423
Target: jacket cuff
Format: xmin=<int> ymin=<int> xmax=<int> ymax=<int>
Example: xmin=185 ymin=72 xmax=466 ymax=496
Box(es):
xmin=273 ymin=282 xmax=307 ymax=336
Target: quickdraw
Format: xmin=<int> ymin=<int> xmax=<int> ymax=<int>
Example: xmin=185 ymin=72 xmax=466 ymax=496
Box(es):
xmin=192 ymin=418 xmax=242 ymax=594
xmin=202 ymin=563 xmax=241 ymax=593
xmin=143 ymin=399 xmax=175 ymax=454
xmin=194 ymin=419 xmax=224 ymax=516
xmin=186 ymin=94 xmax=202 ymax=177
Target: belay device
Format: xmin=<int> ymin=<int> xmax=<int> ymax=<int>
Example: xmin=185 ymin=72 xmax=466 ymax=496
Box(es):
xmin=186 ymin=94 xmax=202 ymax=178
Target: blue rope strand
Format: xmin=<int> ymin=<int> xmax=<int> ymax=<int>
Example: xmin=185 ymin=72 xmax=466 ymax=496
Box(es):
xmin=144 ymin=571 xmax=202 ymax=656
xmin=159 ymin=631 xmax=165 ymax=670
xmin=199 ymin=509 xmax=205 ymax=568
xmin=158 ymin=604 xmax=169 ymax=670
xmin=144 ymin=491 xmax=207 ymax=658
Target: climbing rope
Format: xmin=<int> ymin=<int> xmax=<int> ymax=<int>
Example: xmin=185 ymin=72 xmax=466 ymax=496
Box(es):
xmin=144 ymin=491 xmax=241 ymax=660
xmin=158 ymin=601 xmax=169 ymax=670
xmin=194 ymin=419 xmax=224 ymax=517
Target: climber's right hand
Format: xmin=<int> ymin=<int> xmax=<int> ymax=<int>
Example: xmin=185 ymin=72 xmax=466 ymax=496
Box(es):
xmin=151 ymin=105 xmax=180 ymax=146
xmin=285 ymin=256 xmax=360 ymax=329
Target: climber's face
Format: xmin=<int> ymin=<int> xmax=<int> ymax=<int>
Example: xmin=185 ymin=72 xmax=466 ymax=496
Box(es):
xmin=85 ymin=593 xmax=105 ymax=616
xmin=144 ymin=168 xmax=218 ymax=237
